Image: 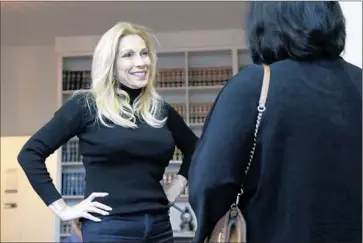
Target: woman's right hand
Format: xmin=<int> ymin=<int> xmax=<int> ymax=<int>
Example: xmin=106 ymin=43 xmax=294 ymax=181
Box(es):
xmin=50 ymin=192 xmax=112 ymax=222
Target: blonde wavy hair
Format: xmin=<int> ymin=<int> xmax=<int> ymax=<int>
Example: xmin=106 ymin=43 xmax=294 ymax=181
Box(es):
xmin=77 ymin=22 xmax=166 ymax=129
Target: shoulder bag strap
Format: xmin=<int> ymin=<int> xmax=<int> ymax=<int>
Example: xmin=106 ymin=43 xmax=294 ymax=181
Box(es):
xmin=233 ymin=64 xmax=271 ymax=207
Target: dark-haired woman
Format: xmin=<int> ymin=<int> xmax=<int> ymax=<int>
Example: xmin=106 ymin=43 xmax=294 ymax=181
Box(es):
xmin=188 ymin=2 xmax=362 ymax=243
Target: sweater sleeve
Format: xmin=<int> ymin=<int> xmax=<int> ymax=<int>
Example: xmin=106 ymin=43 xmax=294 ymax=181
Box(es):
xmin=188 ymin=65 xmax=264 ymax=242
xmin=17 ymin=93 xmax=88 ymax=206
xmin=166 ymin=103 xmax=198 ymax=180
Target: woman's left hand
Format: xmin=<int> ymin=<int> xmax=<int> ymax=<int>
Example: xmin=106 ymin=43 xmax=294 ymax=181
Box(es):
xmin=164 ymin=174 xmax=188 ymax=204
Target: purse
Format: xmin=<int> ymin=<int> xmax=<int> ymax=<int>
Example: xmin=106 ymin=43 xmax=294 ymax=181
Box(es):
xmin=204 ymin=64 xmax=271 ymax=243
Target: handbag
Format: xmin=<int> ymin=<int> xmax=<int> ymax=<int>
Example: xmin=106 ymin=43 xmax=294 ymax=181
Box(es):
xmin=204 ymin=65 xmax=271 ymax=243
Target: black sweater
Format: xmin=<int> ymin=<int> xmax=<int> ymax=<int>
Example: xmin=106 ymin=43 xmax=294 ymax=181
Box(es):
xmin=189 ymin=58 xmax=362 ymax=243
xmin=18 ymin=86 xmax=198 ymax=216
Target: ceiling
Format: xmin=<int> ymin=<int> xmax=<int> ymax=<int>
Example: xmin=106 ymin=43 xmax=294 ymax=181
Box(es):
xmin=1 ymin=1 xmax=248 ymax=47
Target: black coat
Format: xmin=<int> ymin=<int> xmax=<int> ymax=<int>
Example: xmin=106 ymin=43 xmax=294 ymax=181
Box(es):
xmin=188 ymin=58 xmax=362 ymax=243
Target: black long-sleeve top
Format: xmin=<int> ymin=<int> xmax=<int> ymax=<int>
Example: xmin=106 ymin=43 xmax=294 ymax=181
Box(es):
xmin=18 ymin=85 xmax=198 ymax=216
xmin=189 ymin=58 xmax=362 ymax=243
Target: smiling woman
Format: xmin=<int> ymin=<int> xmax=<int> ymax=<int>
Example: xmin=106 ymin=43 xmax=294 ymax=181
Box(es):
xmin=116 ymin=35 xmax=151 ymax=89
xmin=17 ymin=21 xmax=198 ymax=243
xmin=88 ymin=22 xmax=164 ymax=129
xmin=116 ymin=35 xmax=150 ymax=88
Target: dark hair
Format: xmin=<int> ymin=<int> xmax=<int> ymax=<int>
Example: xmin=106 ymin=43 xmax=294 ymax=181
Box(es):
xmin=246 ymin=1 xmax=346 ymax=64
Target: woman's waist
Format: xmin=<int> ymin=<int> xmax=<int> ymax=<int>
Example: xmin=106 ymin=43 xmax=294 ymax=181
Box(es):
xmin=80 ymin=201 xmax=170 ymax=225
xmin=84 ymin=168 xmax=163 ymax=191
xmin=83 ymin=184 xmax=168 ymax=206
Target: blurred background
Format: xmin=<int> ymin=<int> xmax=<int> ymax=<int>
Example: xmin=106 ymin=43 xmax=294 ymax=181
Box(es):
xmin=1 ymin=1 xmax=361 ymax=242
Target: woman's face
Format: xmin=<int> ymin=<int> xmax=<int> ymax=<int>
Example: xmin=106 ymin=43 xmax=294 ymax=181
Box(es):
xmin=115 ymin=34 xmax=151 ymax=89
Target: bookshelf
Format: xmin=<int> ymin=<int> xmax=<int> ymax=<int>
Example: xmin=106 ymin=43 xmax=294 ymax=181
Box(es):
xmin=57 ymin=47 xmax=252 ymax=242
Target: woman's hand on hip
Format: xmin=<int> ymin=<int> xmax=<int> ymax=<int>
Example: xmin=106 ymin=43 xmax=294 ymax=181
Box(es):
xmin=51 ymin=192 xmax=112 ymax=222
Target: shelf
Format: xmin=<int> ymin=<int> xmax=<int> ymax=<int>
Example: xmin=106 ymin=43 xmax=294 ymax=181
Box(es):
xmin=238 ymin=49 xmax=253 ymax=71
xmin=173 ymin=231 xmax=195 ymax=238
xmin=188 ymin=85 xmax=224 ymax=91
xmin=169 ymin=160 xmax=182 ymax=165
xmin=176 ymin=194 xmax=189 ymax=202
xmin=61 ymin=162 xmax=83 ymax=166
xmin=63 ymin=56 xmax=92 ymax=71
xmin=62 ymin=90 xmax=76 ymax=94
xmin=155 ymin=87 xmax=186 ymax=93
xmin=58 ymin=48 xmax=252 ymax=242
xmin=189 ymin=123 xmax=204 ymax=128
xmin=63 ymin=195 xmax=84 ymax=200
xmin=157 ymin=52 xmax=185 ymax=69
xmin=188 ymin=50 xmax=232 ymax=68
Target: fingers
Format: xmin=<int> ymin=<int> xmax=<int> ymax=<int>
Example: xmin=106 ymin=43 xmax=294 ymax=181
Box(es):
xmin=82 ymin=212 xmax=101 ymax=222
xmin=92 ymin=201 xmax=112 ymax=211
xmin=81 ymin=192 xmax=112 ymax=222
xmin=87 ymin=206 xmax=110 ymax=216
xmin=87 ymin=192 xmax=108 ymax=202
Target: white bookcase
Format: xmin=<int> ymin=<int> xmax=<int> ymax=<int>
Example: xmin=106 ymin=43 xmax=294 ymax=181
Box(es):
xmin=56 ymin=34 xmax=252 ymax=242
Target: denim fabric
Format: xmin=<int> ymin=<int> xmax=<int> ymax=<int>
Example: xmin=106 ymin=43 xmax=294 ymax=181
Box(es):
xmin=81 ymin=213 xmax=173 ymax=243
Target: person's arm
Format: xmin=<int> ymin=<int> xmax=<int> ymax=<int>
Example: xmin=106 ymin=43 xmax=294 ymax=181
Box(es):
xmin=166 ymin=103 xmax=198 ymax=179
xmin=164 ymin=103 xmax=198 ymax=202
xmin=188 ymin=65 xmax=264 ymax=242
xmin=71 ymin=220 xmax=83 ymax=242
xmin=17 ymin=93 xmax=87 ymax=207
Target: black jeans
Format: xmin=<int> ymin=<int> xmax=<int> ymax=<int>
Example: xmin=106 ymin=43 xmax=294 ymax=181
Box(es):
xmin=81 ymin=213 xmax=173 ymax=243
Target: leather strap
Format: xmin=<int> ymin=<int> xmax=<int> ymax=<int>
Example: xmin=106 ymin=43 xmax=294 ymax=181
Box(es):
xmin=233 ymin=64 xmax=271 ymax=207
xmin=259 ymin=65 xmax=271 ymax=108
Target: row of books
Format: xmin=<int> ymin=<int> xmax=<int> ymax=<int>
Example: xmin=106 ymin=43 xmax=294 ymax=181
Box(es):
xmin=61 ymin=172 xmax=85 ymax=196
xmin=188 ymin=67 xmax=232 ymax=87
xmin=156 ymin=68 xmax=184 ymax=88
xmin=62 ymin=140 xmax=82 ymax=163
xmin=189 ymin=103 xmax=213 ymax=124
xmin=173 ymin=148 xmax=183 ymax=162
xmin=62 ymin=67 xmax=232 ymax=91
xmin=63 ymin=70 xmax=91 ymax=91
xmin=170 ymin=104 xmax=187 ymax=120
xmin=169 ymin=103 xmax=212 ymax=124
xmin=61 ymin=221 xmax=80 ymax=234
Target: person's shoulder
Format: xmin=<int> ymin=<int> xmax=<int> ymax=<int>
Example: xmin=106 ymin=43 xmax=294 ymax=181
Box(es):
xmin=56 ymin=91 xmax=95 ymax=119
xmin=221 ymin=64 xmax=265 ymax=95
xmin=161 ymin=101 xmax=186 ymax=124
xmin=341 ymin=58 xmax=362 ymax=78
xmin=66 ymin=91 xmax=96 ymax=110
xmin=161 ymin=101 xmax=177 ymax=117
xmin=162 ymin=101 xmax=173 ymax=110
xmin=233 ymin=64 xmax=265 ymax=83
xmin=67 ymin=90 xmax=90 ymax=104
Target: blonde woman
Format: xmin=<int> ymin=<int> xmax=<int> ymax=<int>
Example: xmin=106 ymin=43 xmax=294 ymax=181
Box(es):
xmin=18 ymin=22 xmax=198 ymax=243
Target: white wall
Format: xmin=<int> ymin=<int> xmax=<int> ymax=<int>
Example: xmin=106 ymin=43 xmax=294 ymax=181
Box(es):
xmin=0 ymin=45 xmax=59 ymax=242
xmin=340 ymin=1 xmax=362 ymax=68
xmin=55 ymin=29 xmax=246 ymax=54
xmin=1 ymin=45 xmax=58 ymax=136
xmin=1 ymin=136 xmax=58 ymax=242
